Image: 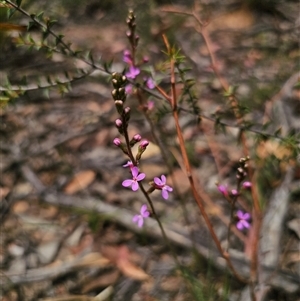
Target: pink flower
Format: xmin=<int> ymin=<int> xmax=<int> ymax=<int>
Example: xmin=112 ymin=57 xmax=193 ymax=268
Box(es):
xmin=132 ymin=204 xmax=150 ymax=227
xmin=122 ymin=166 xmax=145 ymax=191
xmin=217 ymin=184 xmax=228 ymax=197
xmin=123 ymin=160 xmax=134 ymax=169
xmin=236 ymin=210 xmax=251 ymax=230
xmin=123 ymin=50 xmax=133 ymax=64
xmin=145 ymin=77 xmax=155 ymax=89
xmin=153 ymin=175 xmax=173 ymax=200
xmin=125 ymin=66 xmax=140 ymax=79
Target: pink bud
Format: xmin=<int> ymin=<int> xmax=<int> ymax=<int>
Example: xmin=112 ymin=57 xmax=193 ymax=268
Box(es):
xmin=113 ymin=138 xmax=121 ymax=146
xmin=139 ymin=140 xmax=149 ymax=149
xmin=115 ymin=119 xmax=122 ymax=127
xmin=242 ymin=181 xmax=252 ymax=189
xmin=231 ymin=189 xmax=238 ymax=196
xmin=133 ymin=134 xmax=142 ymax=142
xmin=124 ymin=107 xmax=131 ymax=114
xmin=217 ymin=184 xmax=228 ymax=196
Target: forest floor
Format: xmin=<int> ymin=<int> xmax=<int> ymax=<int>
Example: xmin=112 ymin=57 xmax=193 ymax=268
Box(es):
xmin=1 ymin=1 xmax=299 ymax=300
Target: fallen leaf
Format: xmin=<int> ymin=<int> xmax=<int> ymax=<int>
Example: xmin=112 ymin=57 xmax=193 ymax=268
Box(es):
xmin=76 ymin=252 xmax=110 ymax=268
xmin=64 ymin=170 xmax=96 ymax=194
xmin=116 ymin=245 xmax=149 ymax=281
xmin=82 ymin=270 xmax=119 ymax=293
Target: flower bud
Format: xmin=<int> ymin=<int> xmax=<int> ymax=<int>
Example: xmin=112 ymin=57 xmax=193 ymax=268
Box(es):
xmin=115 ymin=119 xmax=122 ymax=128
xmin=115 ymin=100 xmax=123 ymax=114
xmin=133 ymin=134 xmax=141 ymax=142
xmin=139 ymin=140 xmax=149 ymax=149
xmin=242 ymin=181 xmax=252 ymax=189
xmin=113 ymin=138 xmax=121 ymax=146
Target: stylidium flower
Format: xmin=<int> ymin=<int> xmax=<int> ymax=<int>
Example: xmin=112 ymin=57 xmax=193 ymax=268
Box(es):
xmin=132 ymin=204 xmax=150 ymax=227
xmin=145 ymin=77 xmax=155 ymax=89
xmin=125 ymin=66 xmax=140 ymax=79
xmin=217 ymin=184 xmax=228 ymax=197
xmin=236 ymin=210 xmax=251 ymax=230
xmin=123 ymin=50 xmax=133 ymax=64
xmin=122 ymin=166 xmax=145 ymax=191
xmin=123 ymin=160 xmax=134 ymax=169
xmin=153 ymin=175 xmax=173 ymax=200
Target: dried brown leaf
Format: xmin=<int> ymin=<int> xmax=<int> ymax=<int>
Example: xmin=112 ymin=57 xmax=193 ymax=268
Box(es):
xmin=64 ymin=170 xmax=96 ymax=194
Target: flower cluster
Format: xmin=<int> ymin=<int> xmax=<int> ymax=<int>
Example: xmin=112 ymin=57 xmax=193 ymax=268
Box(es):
xmin=216 ymin=157 xmax=252 ymax=231
xmin=111 ymin=70 xmax=173 ymax=228
xmin=123 ymin=11 xmax=155 ymax=94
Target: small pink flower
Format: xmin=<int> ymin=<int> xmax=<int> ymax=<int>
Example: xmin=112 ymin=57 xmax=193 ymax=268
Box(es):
xmin=217 ymin=184 xmax=228 ymax=197
xmin=123 ymin=160 xmax=134 ymax=169
xmin=123 ymin=50 xmax=133 ymax=64
xmin=113 ymin=138 xmax=121 ymax=146
xmin=145 ymin=77 xmax=155 ymax=89
xmin=153 ymin=175 xmax=173 ymax=200
xmin=122 ymin=166 xmax=145 ymax=191
xmin=236 ymin=210 xmax=251 ymax=230
xmin=125 ymin=66 xmax=140 ymax=79
xmin=132 ymin=204 xmax=150 ymax=227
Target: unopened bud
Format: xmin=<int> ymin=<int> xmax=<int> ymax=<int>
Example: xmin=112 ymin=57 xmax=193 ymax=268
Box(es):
xmin=133 ymin=134 xmax=141 ymax=142
xmin=139 ymin=140 xmax=149 ymax=149
xmin=115 ymin=100 xmax=124 ymax=114
xmin=113 ymin=138 xmax=121 ymax=146
xmin=115 ymin=119 xmax=122 ymax=128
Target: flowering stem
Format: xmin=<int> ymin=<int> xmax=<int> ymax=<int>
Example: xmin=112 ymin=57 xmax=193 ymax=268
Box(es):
xmin=161 ymin=35 xmax=247 ymax=283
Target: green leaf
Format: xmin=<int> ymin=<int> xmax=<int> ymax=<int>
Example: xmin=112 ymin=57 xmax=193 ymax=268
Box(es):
xmin=7 ymin=8 xmax=16 ymax=19
xmin=16 ymin=0 xmax=22 ymax=7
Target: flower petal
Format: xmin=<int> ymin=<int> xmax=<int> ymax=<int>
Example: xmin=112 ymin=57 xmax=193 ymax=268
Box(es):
xmin=141 ymin=206 xmax=150 ymax=218
xmin=160 ymin=175 xmax=166 ymax=184
xmin=122 ymin=179 xmax=133 ymax=187
xmin=136 ymin=173 xmax=146 ymax=181
xmin=243 ymin=213 xmax=251 ymax=220
xmin=236 ymin=221 xmax=244 ymax=230
xmin=132 ymin=215 xmax=139 ymax=223
xmin=131 ymin=181 xmax=139 ymax=191
xmin=165 ymin=185 xmax=173 ymax=192
xmin=154 ymin=177 xmax=162 ymax=186
xmin=162 ymin=189 xmax=169 ymax=200
xmin=137 ymin=216 xmax=144 ymax=228
xmin=236 ymin=210 xmax=244 ymax=219
xmin=131 ymin=166 xmax=139 ymax=177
